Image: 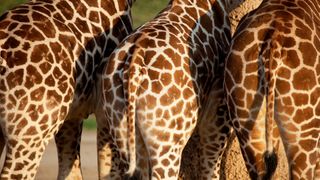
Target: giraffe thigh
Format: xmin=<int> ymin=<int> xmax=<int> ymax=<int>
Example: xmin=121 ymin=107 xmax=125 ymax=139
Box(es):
xmin=225 ymin=55 xmax=280 ymax=179
xmin=96 ymin=130 xmax=118 ymax=180
xmin=98 ymin=60 xmax=129 ymax=179
xmin=1 ymin=119 xmax=68 ymax=180
xmin=55 ymin=119 xmax=83 ymax=180
xmin=98 ymin=114 xmax=149 ymax=179
xmin=131 ymin=80 xmax=199 ymax=179
xmin=1 ymin=122 xmax=69 ymax=179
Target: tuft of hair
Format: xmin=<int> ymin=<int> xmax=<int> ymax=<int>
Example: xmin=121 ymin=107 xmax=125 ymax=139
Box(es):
xmin=263 ymin=151 xmax=278 ymax=180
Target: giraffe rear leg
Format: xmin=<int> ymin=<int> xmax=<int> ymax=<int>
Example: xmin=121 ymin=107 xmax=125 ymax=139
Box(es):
xmin=199 ymin=103 xmax=232 ymax=179
xmin=55 ymin=119 xmax=83 ymax=180
xmin=96 ymin=114 xmax=121 ymax=179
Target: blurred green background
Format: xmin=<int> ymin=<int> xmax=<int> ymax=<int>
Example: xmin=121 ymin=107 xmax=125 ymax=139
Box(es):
xmin=0 ymin=0 xmax=169 ymax=129
xmin=0 ymin=0 xmax=169 ymax=28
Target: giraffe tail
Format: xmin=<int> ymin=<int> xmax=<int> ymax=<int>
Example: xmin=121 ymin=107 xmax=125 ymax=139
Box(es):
xmin=263 ymin=86 xmax=278 ymax=179
xmin=125 ymin=48 xmax=145 ymax=177
xmin=264 ymin=82 xmax=278 ymax=179
xmin=263 ymin=40 xmax=279 ymax=179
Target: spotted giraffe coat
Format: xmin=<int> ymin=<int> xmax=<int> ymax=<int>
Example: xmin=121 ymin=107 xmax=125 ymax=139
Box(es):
xmin=225 ymin=0 xmax=320 ymax=179
xmin=0 ymin=0 xmax=133 ymax=179
xmin=97 ymin=0 xmax=247 ymax=179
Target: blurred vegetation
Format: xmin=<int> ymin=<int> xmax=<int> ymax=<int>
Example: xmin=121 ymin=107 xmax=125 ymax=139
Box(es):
xmin=0 ymin=0 xmax=168 ymax=129
xmin=83 ymin=117 xmax=97 ymax=130
xmin=132 ymin=0 xmax=169 ymax=28
xmin=0 ymin=0 xmax=169 ymax=28
xmin=0 ymin=0 xmax=26 ymax=14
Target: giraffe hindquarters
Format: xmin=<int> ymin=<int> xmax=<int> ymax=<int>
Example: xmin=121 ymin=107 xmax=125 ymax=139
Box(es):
xmin=225 ymin=55 xmax=280 ymax=179
xmin=55 ymin=119 xmax=83 ymax=180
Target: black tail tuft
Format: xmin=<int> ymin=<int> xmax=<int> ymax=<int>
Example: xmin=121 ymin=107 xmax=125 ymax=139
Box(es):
xmin=263 ymin=151 xmax=278 ymax=180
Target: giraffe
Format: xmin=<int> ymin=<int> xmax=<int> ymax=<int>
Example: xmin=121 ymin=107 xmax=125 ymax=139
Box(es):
xmin=179 ymin=0 xmax=266 ymax=178
xmin=224 ymin=0 xmax=320 ymax=179
xmin=0 ymin=0 xmax=133 ymax=179
xmin=97 ymin=0 xmax=248 ymax=179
